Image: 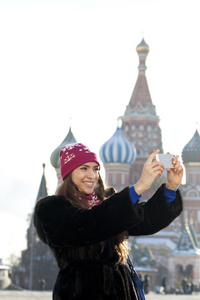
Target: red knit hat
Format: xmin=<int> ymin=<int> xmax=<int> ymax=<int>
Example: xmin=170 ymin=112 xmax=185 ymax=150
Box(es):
xmin=60 ymin=143 xmax=100 ymax=180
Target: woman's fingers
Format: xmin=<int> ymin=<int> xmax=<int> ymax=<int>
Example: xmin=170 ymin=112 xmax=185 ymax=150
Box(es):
xmin=145 ymin=149 xmax=160 ymax=165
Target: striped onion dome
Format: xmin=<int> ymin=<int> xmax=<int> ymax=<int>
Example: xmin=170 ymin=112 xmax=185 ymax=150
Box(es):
xmin=182 ymin=129 xmax=200 ymax=163
xmin=50 ymin=127 xmax=77 ymax=168
xmin=99 ymin=127 xmax=137 ymax=164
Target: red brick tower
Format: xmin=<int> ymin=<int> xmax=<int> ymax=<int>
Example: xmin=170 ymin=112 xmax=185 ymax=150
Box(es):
xmin=120 ymin=39 xmax=163 ymax=198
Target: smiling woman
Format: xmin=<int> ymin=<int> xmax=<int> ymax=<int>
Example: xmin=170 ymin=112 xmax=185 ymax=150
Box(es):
xmin=56 ymin=144 xmax=103 ymax=209
xmin=1 ymin=0 xmax=200 ymax=266
xmin=33 ymin=142 xmax=183 ymax=300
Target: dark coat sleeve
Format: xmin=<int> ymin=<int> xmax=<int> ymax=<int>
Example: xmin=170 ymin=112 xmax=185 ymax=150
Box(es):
xmin=128 ymin=184 xmax=183 ymax=236
xmin=33 ymin=184 xmax=182 ymax=248
xmin=34 ymin=187 xmax=143 ymax=247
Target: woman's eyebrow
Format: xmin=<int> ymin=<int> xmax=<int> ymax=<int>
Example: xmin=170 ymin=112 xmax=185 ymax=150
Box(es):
xmin=81 ymin=164 xmax=99 ymax=168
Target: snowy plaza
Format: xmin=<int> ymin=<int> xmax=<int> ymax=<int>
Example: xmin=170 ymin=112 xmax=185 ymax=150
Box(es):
xmin=0 ymin=291 xmax=200 ymax=300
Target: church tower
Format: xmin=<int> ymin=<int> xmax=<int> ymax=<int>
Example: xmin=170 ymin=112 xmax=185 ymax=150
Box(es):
xmin=21 ymin=164 xmax=58 ymax=291
xmin=27 ymin=163 xmax=48 ymax=250
xmin=120 ymin=39 xmax=163 ymax=195
xmin=169 ymin=222 xmax=200 ymax=288
xmin=181 ymin=129 xmax=200 ymax=232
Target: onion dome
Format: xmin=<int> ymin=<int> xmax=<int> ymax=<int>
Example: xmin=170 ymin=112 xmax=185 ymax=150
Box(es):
xmin=136 ymin=38 xmax=149 ymax=54
xmin=182 ymin=130 xmax=200 ymax=163
xmin=99 ymin=127 xmax=137 ymax=164
xmin=136 ymin=38 xmax=149 ymax=73
xmin=50 ymin=127 xmax=77 ymax=168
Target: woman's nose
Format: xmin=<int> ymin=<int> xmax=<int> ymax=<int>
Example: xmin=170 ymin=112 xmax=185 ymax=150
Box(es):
xmin=87 ymin=169 xmax=95 ymax=178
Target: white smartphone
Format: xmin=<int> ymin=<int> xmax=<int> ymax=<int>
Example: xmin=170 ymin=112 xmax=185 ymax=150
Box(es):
xmin=155 ymin=154 xmax=175 ymax=168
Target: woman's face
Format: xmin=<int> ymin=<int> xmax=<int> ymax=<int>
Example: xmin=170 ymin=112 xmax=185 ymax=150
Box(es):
xmin=71 ymin=162 xmax=100 ymax=195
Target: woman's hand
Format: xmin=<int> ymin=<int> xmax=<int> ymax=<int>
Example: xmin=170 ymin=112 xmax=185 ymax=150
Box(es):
xmin=166 ymin=154 xmax=184 ymax=190
xmin=134 ymin=149 xmax=164 ymax=195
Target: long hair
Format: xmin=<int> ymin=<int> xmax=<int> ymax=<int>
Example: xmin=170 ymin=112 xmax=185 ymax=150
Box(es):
xmin=56 ymin=172 xmax=130 ymax=263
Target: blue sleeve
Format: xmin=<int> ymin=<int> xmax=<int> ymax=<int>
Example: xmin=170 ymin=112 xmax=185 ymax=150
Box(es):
xmin=129 ymin=184 xmax=177 ymax=206
xmin=164 ymin=183 xmax=177 ymax=204
xmin=129 ymin=186 xmax=142 ymax=205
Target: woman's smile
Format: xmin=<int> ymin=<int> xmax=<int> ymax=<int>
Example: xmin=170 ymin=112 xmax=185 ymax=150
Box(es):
xmin=71 ymin=162 xmax=99 ymax=194
xmin=83 ymin=181 xmax=95 ymax=186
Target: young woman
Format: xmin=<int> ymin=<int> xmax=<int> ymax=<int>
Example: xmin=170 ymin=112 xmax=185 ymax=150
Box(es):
xmin=34 ymin=143 xmax=183 ymax=300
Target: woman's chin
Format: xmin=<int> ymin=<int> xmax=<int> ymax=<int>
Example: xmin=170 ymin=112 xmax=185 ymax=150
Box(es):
xmin=80 ymin=187 xmax=94 ymax=195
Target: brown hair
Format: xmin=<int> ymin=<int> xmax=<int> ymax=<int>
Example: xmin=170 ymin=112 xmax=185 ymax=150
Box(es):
xmin=56 ymin=172 xmax=130 ymax=263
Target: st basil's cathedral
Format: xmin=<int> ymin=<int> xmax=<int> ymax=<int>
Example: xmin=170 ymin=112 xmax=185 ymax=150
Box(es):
xmin=16 ymin=39 xmax=200 ymax=292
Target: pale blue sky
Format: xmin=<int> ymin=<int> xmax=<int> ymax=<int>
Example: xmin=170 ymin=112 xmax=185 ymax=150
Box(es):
xmin=0 ymin=0 xmax=200 ymax=262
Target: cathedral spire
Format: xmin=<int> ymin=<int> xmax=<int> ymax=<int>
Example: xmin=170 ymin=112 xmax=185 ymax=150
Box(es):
xmin=121 ymin=38 xmax=163 ymax=157
xmin=173 ymin=222 xmax=200 ymax=254
xmin=36 ymin=163 xmax=48 ymax=203
xmin=28 ymin=163 xmax=48 ymax=239
xmin=119 ymin=38 xmax=163 ymax=197
xmin=124 ymin=38 xmax=155 ymax=115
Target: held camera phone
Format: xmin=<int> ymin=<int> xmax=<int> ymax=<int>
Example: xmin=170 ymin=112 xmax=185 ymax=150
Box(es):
xmin=155 ymin=154 xmax=175 ymax=169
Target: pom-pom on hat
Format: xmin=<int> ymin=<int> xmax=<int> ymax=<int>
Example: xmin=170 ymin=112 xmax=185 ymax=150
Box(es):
xmin=60 ymin=143 xmax=100 ymax=180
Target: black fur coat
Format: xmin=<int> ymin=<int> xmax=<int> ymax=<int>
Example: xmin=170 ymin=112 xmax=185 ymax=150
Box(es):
xmin=34 ymin=184 xmax=182 ymax=300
